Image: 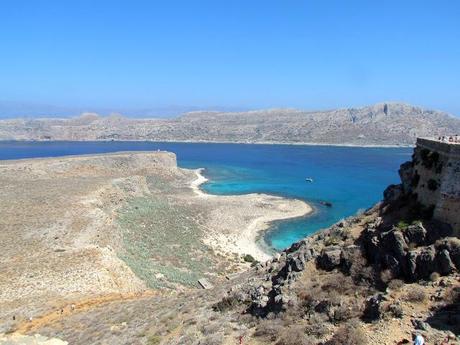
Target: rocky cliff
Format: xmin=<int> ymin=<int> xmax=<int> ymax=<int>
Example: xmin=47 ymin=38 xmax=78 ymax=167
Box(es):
xmin=1 ymin=103 xmax=460 ymax=145
xmin=211 ymin=141 xmax=460 ymax=344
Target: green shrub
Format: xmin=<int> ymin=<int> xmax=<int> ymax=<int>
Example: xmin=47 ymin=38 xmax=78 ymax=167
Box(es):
xmin=243 ymin=254 xmax=256 ymax=263
xmin=397 ymin=221 xmax=410 ymax=230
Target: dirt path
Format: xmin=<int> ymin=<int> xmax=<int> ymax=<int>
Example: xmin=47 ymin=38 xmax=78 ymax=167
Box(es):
xmin=14 ymin=291 xmax=157 ymax=334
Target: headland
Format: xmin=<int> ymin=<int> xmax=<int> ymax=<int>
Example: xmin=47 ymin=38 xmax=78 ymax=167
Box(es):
xmin=0 ymin=150 xmax=311 ymax=333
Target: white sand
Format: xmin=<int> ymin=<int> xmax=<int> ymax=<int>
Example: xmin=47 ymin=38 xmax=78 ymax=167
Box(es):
xmin=191 ymin=168 xmax=211 ymax=197
xmin=191 ymin=168 xmax=313 ymax=261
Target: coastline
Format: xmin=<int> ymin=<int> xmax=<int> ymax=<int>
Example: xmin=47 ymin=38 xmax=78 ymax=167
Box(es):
xmin=191 ymin=168 xmax=312 ymax=261
xmin=0 ymin=138 xmax=415 ymax=148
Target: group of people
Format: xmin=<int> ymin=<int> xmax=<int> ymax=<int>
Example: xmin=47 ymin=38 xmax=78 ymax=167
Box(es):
xmin=437 ymin=135 xmax=460 ymax=143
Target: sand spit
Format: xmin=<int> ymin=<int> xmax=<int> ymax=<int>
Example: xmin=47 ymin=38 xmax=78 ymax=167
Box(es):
xmin=191 ymin=168 xmax=210 ymax=197
xmin=191 ymin=168 xmax=312 ymax=261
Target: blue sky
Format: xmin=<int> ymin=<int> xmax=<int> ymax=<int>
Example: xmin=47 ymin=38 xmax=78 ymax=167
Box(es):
xmin=0 ymin=0 xmax=459 ymax=115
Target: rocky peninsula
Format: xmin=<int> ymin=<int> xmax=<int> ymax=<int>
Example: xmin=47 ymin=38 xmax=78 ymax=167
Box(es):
xmin=0 ymin=151 xmax=310 ymax=336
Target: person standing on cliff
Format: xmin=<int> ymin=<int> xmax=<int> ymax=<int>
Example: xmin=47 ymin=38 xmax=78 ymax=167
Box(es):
xmin=413 ymin=334 xmax=424 ymax=345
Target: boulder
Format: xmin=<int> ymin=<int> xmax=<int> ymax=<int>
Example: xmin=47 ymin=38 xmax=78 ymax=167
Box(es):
xmin=362 ymin=294 xmax=385 ymax=322
xmin=317 ymin=247 xmax=342 ymax=271
xmin=435 ymin=237 xmax=460 ymax=269
xmin=405 ymin=251 xmax=418 ymax=281
xmin=381 ymin=229 xmax=407 ymax=259
xmin=288 ymin=255 xmax=305 ymax=272
xmin=415 ymin=246 xmax=436 ymax=279
xmin=362 ymin=227 xmax=380 ymax=263
xmin=383 ymin=254 xmax=401 ymax=276
xmin=404 ymin=223 xmax=427 ymax=246
xmin=436 ymin=249 xmax=455 ymax=275
xmin=411 ymin=319 xmax=430 ymax=331
xmin=340 ymin=245 xmax=361 ymax=273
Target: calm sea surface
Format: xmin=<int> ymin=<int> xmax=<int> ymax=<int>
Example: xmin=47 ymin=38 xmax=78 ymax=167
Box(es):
xmin=0 ymin=141 xmax=412 ymax=250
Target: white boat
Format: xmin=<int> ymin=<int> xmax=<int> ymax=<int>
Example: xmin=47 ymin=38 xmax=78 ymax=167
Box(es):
xmin=305 ymin=177 xmax=314 ymax=182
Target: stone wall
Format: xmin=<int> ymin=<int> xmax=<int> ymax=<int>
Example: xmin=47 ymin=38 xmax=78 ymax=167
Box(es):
xmin=413 ymin=138 xmax=460 ymax=234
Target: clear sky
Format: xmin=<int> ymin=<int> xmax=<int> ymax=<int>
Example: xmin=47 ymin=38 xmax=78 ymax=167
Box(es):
xmin=0 ymin=0 xmax=459 ymax=115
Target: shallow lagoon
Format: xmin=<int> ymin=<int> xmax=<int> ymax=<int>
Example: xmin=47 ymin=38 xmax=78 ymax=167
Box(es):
xmin=0 ymin=141 xmax=412 ymax=250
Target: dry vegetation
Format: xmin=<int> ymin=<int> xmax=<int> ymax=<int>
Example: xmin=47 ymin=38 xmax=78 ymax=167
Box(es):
xmin=1 ymin=151 xmax=459 ymax=345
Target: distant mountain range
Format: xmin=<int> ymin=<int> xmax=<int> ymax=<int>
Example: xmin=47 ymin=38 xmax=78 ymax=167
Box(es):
xmin=1 ymin=102 xmax=459 ymax=145
xmin=0 ymin=101 xmax=248 ymax=119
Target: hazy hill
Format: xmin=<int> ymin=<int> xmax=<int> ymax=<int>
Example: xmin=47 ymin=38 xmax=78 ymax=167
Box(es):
xmin=1 ymin=102 xmax=459 ymax=145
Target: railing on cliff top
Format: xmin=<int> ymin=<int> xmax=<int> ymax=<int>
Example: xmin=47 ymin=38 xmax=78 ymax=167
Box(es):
xmin=417 ymin=137 xmax=460 ymax=159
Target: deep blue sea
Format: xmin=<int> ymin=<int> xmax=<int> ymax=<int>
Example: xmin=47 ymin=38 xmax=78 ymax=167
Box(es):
xmin=0 ymin=141 xmax=412 ymax=250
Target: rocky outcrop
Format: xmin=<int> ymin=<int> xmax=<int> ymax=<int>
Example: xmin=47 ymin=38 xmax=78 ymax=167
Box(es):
xmin=361 ymin=221 xmax=459 ymax=281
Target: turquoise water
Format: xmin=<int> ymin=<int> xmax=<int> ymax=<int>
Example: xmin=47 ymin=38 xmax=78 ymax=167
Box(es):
xmin=0 ymin=141 xmax=412 ymax=250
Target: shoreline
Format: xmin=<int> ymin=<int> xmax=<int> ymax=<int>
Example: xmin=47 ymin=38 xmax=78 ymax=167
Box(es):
xmin=0 ymin=138 xmax=414 ymax=148
xmin=191 ymin=168 xmax=313 ymax=261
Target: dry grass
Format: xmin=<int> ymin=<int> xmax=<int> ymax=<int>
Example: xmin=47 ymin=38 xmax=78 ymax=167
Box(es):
xmin=404 ymin=286 xmax=426 ymax=303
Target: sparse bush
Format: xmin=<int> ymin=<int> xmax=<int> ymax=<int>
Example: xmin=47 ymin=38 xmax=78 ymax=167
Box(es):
xmin=305 ymin=314 xmax=329 ymax=338
xmin=201 ymin=322 xmax=221 ymax=336
xmin=380 ymin=269 xmax=394 ymax=284
xmin=405 ymin=286 xmax=426 ymax=303
xmin=387 ymin=303 xmax=404 ymax=318
xmin=298 ymin=292 xmax=316 ymax=314
xmin=445 ymin=286 xmax=460 ymax=304
xmin=330 ymin=304 xmax=353 ymax=323
xmin=429 ymin=272 xmax=440 ymax=282
xmin=324 ymin=235 xmax=341 ymax=246
xmin=254 ymin=319 xmax=283 ymax=341
xmin=200 ymin=333 xmax=224 ymax=345
xmin=147 ymin=335 xmax=162 ymax=345
xmin=397 ymin=221 xmax=410 ymax=230
xmin=243 ymin=254 xmax=255 ymax=263
xmin=325 ymin=321 xmax=367 ymax=345
xmin=350 ymin=262 xmax=375 ymax=286
xmin=213 ymin=294 xmax=240 ymax=312
xmin=275 ymin=325 xmax=315 ymax=345
xmin=388 ymin=279 xmax=405 ymax=291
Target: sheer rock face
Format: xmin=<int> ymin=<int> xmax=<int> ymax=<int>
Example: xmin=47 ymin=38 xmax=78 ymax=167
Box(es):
xmin=389 ymin=138 xmax=460 ymax=234
xmin=1 ymin=102 xmax=460 ymax=145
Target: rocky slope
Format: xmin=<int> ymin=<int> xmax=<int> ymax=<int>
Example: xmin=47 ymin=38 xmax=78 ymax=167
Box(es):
xmin=1 ymin=148 xmax=460 ymax=345
xmin=1 ymin=103 xmax=460 ymax=145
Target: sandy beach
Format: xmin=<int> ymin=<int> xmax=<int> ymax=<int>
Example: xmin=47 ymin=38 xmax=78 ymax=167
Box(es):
xmin=191 ymin=168 xmax=312 ymax=261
